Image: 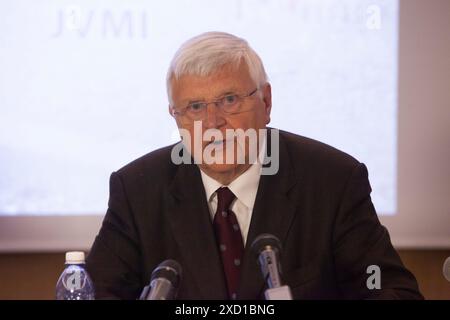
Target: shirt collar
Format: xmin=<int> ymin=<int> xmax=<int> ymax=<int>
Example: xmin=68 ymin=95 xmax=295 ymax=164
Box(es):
xmin=200 ymin=134 xmax=266 ymax=209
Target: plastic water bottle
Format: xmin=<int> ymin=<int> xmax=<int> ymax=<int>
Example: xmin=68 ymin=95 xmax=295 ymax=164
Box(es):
xmin=56 ymin=251 xmax=95 ymax=300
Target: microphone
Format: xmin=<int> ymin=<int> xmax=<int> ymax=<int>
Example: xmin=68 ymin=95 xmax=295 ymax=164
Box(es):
xmin=443 ymin=257 xmax=450 ymax=282
xmin=139 ymin=259 xmax=182 ymax=300
xmin=251 ymin=233 xmax=293 ymax=300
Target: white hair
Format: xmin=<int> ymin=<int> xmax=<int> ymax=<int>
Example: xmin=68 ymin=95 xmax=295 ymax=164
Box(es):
xmin=166 ymin=31 xmax=268 ymax=104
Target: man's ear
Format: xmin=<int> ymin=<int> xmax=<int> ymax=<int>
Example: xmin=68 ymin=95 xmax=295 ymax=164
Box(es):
xmin=262 ymin=83 xmax=272 ymax=124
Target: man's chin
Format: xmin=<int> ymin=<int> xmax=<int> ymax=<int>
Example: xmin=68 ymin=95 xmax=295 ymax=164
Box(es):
xmin=198 ymin=162 xmax=244 ymax=176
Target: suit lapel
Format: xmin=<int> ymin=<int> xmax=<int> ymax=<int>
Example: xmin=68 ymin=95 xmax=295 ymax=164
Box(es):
xmin=167 ymin=160 xmax=228 ymax=299
xmin=238 ymin=130 xmax=299 ymax=299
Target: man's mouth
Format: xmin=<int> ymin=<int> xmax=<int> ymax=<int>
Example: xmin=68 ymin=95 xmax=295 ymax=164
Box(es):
xmin=210 ymin=139 xmax=224 ymax=145
xmin=205 ymin=139 xmax=233 ymax=150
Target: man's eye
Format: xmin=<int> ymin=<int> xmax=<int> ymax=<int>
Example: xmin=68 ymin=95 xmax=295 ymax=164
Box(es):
xmin=189 ymin=103 xmax=203 ymax=111
xmin=224 ymin=95 xmax=237 ymax=104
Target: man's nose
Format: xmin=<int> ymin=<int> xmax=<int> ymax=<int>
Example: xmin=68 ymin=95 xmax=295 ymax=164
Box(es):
xmin=204 ymin=103 xmax=226 ymax=129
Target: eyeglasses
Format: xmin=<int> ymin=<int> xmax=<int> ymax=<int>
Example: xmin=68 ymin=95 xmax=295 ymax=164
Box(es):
xmin=171 ymin=88 xmax=259 ymax=120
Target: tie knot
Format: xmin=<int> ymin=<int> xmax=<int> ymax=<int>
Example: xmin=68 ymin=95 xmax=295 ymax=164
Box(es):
xmin=216 ymin=187 xmax=236 ymax=212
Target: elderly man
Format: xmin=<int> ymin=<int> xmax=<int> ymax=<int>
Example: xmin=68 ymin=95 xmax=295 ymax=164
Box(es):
xmin=86 ymin=32 xmax=422 ymax=300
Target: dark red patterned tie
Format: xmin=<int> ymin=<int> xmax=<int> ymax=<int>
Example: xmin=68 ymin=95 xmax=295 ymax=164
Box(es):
xmin=213 ymin=187 xmax=244 ymax=300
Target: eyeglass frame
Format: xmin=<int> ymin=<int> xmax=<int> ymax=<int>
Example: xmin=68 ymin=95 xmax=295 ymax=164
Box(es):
xmin=170 ymin=87 xmax=260 ymax=120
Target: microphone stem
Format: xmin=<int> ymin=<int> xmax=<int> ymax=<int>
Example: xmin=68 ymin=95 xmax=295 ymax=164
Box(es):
xmin=259 ymin=248 xmax=282 ymax=288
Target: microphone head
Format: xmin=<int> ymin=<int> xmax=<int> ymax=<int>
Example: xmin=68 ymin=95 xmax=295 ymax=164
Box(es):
xmin=443 ymin=257 xmax=450 ymax=282
xmin=251 ymin=233 xmax=282 ymax=257
xmin=151 ymin=259 xmax=182 ymax=289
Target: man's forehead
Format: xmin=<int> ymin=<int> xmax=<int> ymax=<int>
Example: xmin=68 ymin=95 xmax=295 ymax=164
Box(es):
xmin=171 ymin=63 xmax=254 ymax=101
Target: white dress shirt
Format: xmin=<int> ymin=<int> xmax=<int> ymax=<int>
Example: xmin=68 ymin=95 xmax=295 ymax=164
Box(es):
xmin=199 ymin=138 xmax=266 ymax=246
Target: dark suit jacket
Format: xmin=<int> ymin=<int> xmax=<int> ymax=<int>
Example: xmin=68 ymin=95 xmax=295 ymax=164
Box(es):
xmin=86 ymin=129 xmax=422 ymax=299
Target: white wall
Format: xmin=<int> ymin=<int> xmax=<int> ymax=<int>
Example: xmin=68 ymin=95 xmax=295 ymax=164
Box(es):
xmin=379 ymin=0 xmax=450 ymax=248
